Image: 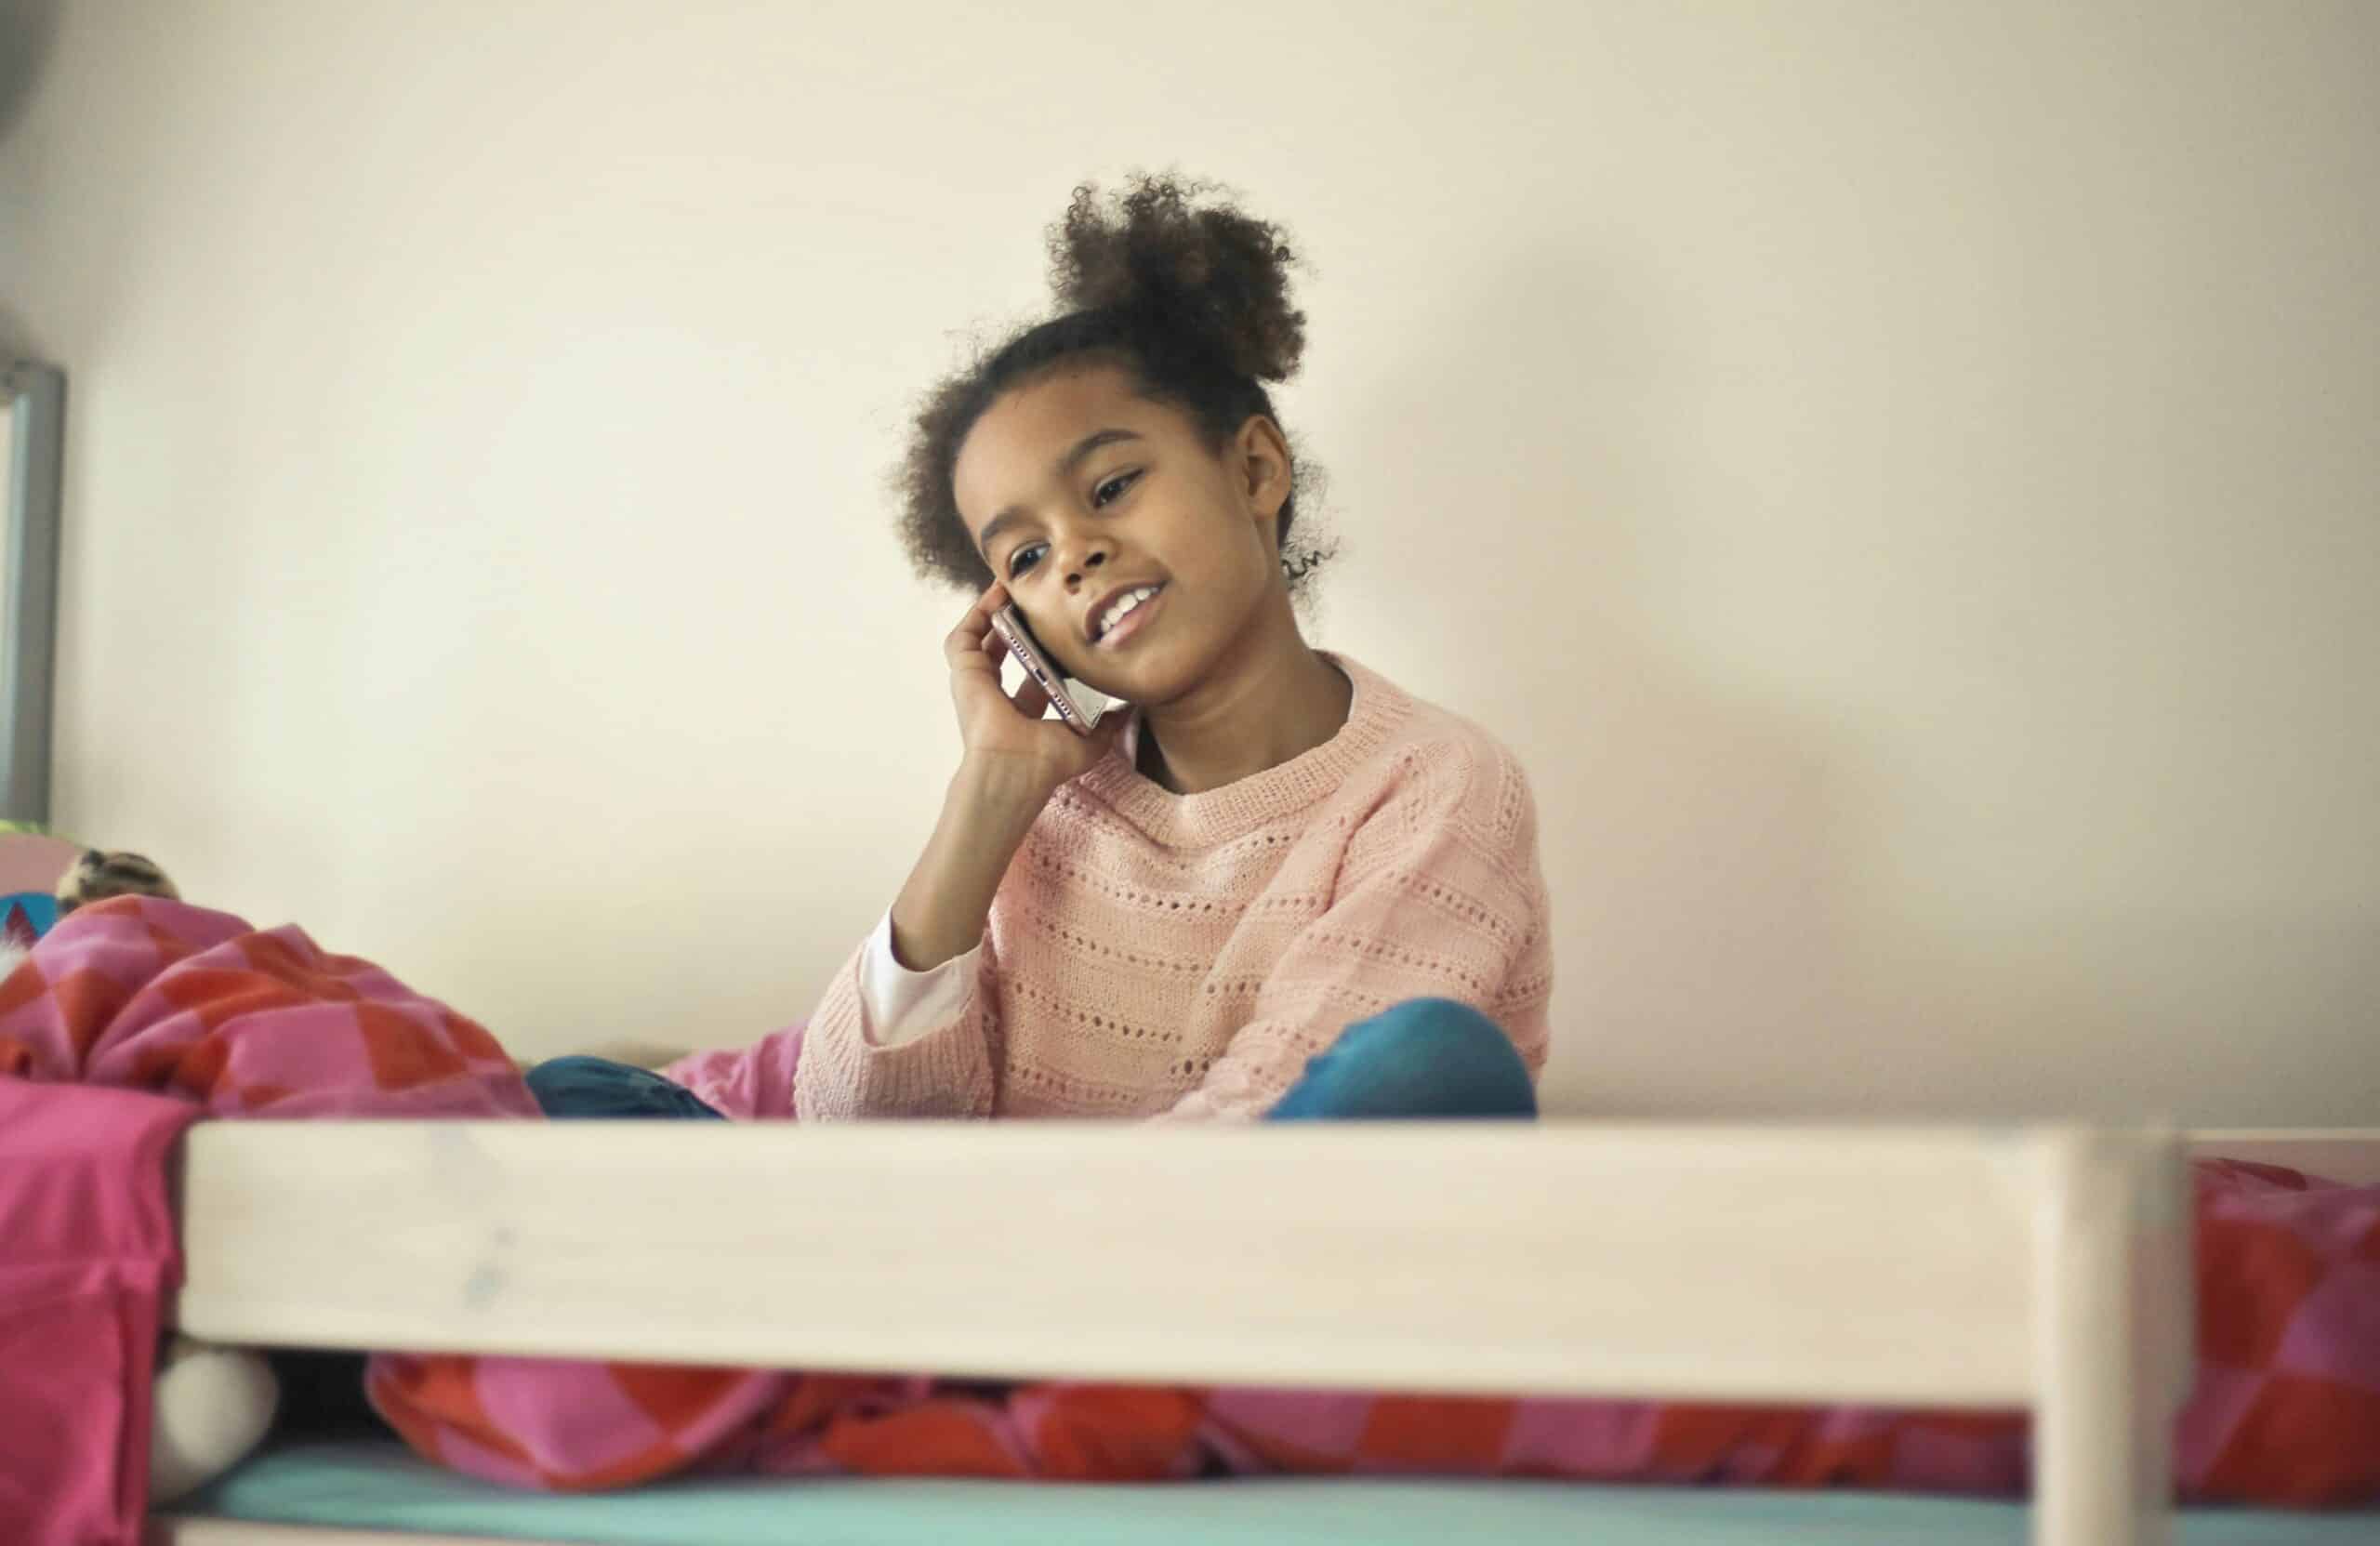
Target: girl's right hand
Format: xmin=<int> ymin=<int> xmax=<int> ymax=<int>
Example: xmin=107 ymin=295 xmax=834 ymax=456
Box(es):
xmin=945 ymin=583 xmax=1125 ymax=800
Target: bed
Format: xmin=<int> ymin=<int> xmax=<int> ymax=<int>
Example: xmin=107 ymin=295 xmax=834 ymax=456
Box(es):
xmin=12 ymin=355 xmax=2366 ymax=1543
xmin=141 ymin=1122 xmax=2380 ymax=1545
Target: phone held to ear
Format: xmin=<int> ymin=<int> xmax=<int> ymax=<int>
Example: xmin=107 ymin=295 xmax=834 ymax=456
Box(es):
xmin=990 ymin=605 xmax=1109 ymax=737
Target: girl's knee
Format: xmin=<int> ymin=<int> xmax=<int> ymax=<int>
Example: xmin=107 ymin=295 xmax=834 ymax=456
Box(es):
xmin=526 ymin=1056 xmax=723 ymax=1119
xmin=1278 ymin=998 xmax=1537 ymax=1119
xmin=1350 ymin=998 xmax=1517 ymax=1064
xmin=522 ymin=1055 xmax=613 ymax=1109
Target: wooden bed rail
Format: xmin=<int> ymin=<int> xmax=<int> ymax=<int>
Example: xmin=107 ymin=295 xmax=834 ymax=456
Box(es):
xmin=158 ymin=1117 xmax=2380 ymax=1546
xmin=171 ymin=1119 xmax=2197 ymax=1546
xmin=176 ymin=1122 xmax=2161 ymax=1403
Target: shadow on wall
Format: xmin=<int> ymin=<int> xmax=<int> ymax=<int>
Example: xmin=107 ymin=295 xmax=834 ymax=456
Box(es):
xmin=0 ymin=0 xmax=60 ymax=362
xmin=0 ymin=0 xmax=60 ymax=150
xmin=0 ymin=0 xmax=200 ymax=371
xmin=1350 ymin=244 xmax=2156 ymax=1122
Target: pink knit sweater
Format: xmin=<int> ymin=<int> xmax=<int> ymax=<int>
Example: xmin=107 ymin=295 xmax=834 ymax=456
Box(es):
xmin=791 ymin=653 xmax=1554 ymax=1121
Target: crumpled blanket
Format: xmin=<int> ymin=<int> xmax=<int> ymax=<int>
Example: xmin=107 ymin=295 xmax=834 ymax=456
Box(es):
xmin=0 ymin=894 xmax=535 ymax=1540
xmin=0 ymin=896 xmax=536 ymax=1119
xmin=0 ymin=1080 xmax=199 ymax=1546
xmin=7 ymin=898 xmax=2374 ymax=1509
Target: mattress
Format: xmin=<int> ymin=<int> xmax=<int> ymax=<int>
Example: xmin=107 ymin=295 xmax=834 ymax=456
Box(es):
xmin=175 ymin=1441 xmax=2380 ymax=1546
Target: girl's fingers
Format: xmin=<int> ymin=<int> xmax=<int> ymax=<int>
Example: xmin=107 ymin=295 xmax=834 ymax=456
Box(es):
xmin=946 ymin=583 xmax=1009 ymax=672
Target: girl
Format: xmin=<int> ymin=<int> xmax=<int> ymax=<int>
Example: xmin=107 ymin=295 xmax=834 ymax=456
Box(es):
xmin=535 ymin=171 xmax=1554 ymax=1124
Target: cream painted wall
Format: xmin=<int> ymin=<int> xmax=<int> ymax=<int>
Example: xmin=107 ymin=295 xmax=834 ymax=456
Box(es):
xmin=2 ymin=1 xmax=2373 ymax=1121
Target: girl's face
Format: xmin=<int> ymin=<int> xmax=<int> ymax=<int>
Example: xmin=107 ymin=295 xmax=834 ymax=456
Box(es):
xmin=951 ymin=362 xmax=1290 ymax=706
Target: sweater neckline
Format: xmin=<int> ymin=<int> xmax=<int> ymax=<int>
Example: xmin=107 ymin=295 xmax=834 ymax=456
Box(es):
xmin=1071 ymin=652 xmax=1411 ymax=846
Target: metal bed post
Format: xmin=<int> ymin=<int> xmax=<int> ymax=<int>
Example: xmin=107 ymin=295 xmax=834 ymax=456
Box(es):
xmin=2 ymin=360 xmax=64 ymax=826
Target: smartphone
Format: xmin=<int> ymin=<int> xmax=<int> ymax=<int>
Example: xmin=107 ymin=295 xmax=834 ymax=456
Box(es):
xmin=990 ymin=605 xmax=1108 ymax=736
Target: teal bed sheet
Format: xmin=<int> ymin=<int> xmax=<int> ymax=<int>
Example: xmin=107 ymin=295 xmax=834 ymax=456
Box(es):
xmin=179 ymin=1442 xmax=2378 ymax=1546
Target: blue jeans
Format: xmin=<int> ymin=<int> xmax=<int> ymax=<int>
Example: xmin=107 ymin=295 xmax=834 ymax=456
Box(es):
xmin=526 ymin=998 xmax=1536 ymax=1122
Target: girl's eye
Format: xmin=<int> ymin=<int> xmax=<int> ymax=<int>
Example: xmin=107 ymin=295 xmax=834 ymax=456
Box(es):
xmin=1093 ymin=470 xmax=1140 ymax=507
xmin=1008 ymin=543 xmax=1047 ymax=578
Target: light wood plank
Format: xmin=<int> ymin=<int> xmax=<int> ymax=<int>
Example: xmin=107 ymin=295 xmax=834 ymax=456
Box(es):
xmin=2030 ymin=1130 xmax=2189 ymax=1546
xmin=174 ymin=1122 xmax=2093 ymax=1406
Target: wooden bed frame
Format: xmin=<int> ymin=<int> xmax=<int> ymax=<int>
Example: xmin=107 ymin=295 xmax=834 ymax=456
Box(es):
xmin=139 ymin=1121 xmax=2380 ymax=1546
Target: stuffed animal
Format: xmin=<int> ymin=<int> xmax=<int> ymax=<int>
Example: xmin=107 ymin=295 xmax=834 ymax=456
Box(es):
xmin=149 ymin=1335 xmax=281 ymax=1503
xmin=0 ymin=830 xmax=285 ymax=1505
xmin=57 ymin=847 xmax=181 ymax=913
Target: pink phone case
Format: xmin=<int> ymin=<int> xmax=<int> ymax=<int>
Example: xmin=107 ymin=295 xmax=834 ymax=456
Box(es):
xmin=991 ymin=606 xmax=1106 ymax=736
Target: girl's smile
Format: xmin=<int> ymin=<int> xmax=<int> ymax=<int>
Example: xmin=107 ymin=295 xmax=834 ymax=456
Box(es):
xmin=1090 ymin=583 xmax=1166 ymax=649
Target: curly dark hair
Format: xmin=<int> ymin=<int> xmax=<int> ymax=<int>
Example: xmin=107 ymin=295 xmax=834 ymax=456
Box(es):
xmin=892 ymin=169 xmax=1337 ymax=600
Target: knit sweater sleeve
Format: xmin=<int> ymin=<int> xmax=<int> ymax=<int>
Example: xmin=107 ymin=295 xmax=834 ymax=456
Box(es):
xmin=1158 ymin=738 xmax=1555 ymax=1122
xmin=791 ymin=930 xmax=1001 ymax=1120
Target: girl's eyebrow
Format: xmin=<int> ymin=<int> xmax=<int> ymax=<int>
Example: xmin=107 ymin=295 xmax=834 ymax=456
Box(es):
xmin=976 ymin=428 xmax=1145 ymax=557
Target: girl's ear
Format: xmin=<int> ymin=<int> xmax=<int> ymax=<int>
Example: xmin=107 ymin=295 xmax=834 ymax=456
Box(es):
xmin=1235 ymin=415 xmax=1292 ymax=544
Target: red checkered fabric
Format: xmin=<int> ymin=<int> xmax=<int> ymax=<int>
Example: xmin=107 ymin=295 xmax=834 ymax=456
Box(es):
xmin=0 ymin=897 xmax=533 ymax=1118
xmin=2180 ymin=1159 xmax=2380 ymax=1505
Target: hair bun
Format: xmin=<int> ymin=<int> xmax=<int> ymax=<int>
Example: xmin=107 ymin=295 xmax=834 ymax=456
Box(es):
xmin=1047 ymin=170 xmax=1308 ymax=385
